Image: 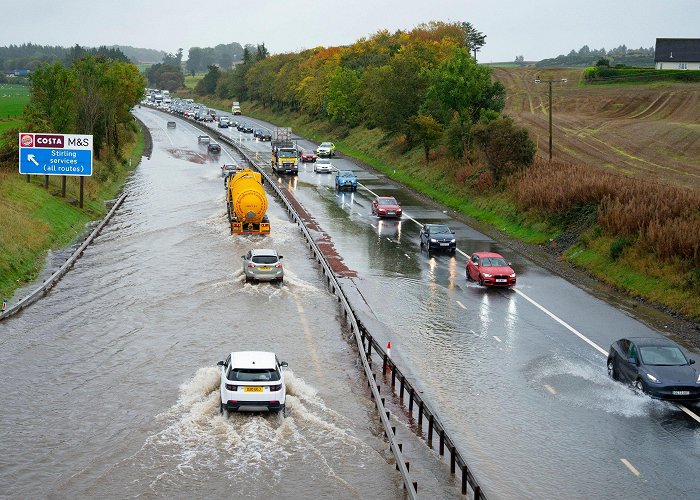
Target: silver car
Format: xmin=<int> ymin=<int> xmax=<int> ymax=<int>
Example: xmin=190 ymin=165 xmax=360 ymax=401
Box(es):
xmin=242 ymin=249 xmax=284 ymax=283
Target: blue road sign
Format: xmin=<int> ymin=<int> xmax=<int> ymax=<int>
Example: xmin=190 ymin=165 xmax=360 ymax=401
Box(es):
xmin=19 ymin=133 xmax=93 ymax=176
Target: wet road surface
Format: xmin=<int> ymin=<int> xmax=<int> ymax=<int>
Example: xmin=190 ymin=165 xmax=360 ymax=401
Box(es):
xmin=206 ymin=110 xmax=700 ymax=499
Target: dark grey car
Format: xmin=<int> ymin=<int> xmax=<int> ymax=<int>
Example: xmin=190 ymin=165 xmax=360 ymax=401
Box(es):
xmin=419 ymin=224 xmax=456 ymax=255
xmin=607 ymin=337 xmax=700 ymax=401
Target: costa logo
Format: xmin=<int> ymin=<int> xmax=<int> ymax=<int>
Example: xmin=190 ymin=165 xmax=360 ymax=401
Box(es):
xmin=35 ymin=134 xmax=64 ymax=148
xmin=20 ymin=134 xmax=33 ymax=147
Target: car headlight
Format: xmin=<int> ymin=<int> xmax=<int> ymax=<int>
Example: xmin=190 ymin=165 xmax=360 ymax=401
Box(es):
xmin=646 ymin=373 xmax=661 ymax=384
xmin=510 ymin=273 xmax=516 ymax=278
xmin=482 ymin=273 xmax=493 ymax=278
xmin=430 ymin=238 xmax=437 ymax=243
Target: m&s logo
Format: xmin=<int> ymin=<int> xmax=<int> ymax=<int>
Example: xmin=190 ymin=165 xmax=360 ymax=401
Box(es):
xmin=20 ymin=134 xmax=33 ymax=147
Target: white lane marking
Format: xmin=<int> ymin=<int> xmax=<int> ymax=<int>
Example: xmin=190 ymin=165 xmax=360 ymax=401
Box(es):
xmin=404 ymin=253 xmax=410 ymax=259
xmin=456 ymin=300 xmax=466 ymax=310
xmin=493 ymin=336 xmax=502 ymax=343
xmin=386 ymin=237 xmax=392 ymax=242
xmin=371 ymin=224 xmax=377 ymax=229
xmin=677 ymin=404 xmax=700 ymax=424
xmin=513 ymin=288 xmax=609 ymax=356
xmin=544 ymin=384 xmax=557 ymax=395
xmin=161 ymin=127 xmax=175 ymax=146
xmin=620 ymin=458 xmax=640 ymax=477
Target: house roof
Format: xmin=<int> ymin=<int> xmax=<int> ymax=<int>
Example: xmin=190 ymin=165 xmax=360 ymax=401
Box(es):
xmin=655 ymin=38 xmax=700 ymax=62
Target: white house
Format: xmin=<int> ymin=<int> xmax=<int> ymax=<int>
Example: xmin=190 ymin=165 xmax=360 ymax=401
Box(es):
xmin=655 ymin=38 xmax=700 ymax=70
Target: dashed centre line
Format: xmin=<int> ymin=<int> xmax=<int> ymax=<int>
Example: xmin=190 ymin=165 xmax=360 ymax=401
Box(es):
xmin=493 ymin=336 xmax=502 ymax=343
xmin=456 ymin=300 xmax=466 ymax=310
xmin=544 ymin=384 xmax=557 ymax=395
xmin=620 ymin=458 xmax=640 ymax=477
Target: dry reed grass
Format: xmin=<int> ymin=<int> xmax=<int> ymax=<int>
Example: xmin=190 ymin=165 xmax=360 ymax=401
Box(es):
xmin=511 ymin=158 xmax=700 ymax=265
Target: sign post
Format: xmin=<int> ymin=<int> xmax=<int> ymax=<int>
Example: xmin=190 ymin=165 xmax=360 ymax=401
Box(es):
xmin=18 ymin=133 xmax=93 ymax=205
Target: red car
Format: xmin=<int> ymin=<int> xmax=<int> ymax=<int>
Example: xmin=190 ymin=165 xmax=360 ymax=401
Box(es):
xmin=371 ymin=196 xmax=402 ymax=218
xmin=466 ymin=252 xmax=516 ymax=287
xmin=299 ymin=150 xmax=317 ymax=163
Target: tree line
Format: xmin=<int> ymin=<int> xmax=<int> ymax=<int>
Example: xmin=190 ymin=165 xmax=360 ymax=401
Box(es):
xmin=0 ymin=54 xmax=145 ymax=168
xmin=536 ymin=44 xmax=655 ymax=67
xmin=0 ymin=43 xmax=129 ymax=70
xmin=197 ymin=22 xmax=533 ymax=178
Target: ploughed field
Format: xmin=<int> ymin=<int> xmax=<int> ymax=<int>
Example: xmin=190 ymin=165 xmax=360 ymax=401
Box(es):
xmin=493 ymin=68 xmax=700 ymax=189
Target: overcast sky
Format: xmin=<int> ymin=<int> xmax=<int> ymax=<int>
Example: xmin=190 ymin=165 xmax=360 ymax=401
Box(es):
xmin=1 ymin=0 xmax=696 ymax=62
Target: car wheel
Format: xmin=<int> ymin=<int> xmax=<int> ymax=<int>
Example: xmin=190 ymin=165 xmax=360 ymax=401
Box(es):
xmin=478 ymin=276 xmax=484 ymax=286
xmin=466 ymin=269 xmax=471 ymax=281
xmin=219 ymin=402 xmax=224 ymax=415
xmin=607 ymin=359 xmax=617 ymax=380
xmin=450 ymin=248 xmax=456 ymax=256
xmin=634 ymin=378 xmax=647 ymax=395
xmin=281 ymin=405 xmax=287 ymax=418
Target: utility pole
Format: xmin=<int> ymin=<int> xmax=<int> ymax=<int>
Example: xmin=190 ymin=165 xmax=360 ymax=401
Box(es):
xmin=535 ymin=77 xmax=567 ymax=161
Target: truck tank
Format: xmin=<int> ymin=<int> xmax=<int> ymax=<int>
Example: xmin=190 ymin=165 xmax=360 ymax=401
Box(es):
xmin=226 ymin=169 xmax=270 ymax=234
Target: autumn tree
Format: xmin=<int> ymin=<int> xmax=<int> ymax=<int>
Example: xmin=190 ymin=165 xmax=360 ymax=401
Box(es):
xmin=426 ymin=48 xmax=505 ymax=158
xmin=473 ymin=117 xmax=535 ymax=182
xmin=412 ymin=114 xmax=443 ymax=163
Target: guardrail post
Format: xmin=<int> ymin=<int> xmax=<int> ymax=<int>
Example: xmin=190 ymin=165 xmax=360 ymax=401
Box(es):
xmin=408 ymin=388 xmax=414 ymax=415
xmin=450 ymin=445 xmax=456 ymax=474
xmin=428 ymin=414 xmax=434 ymax=446
xmin=474 ymin=485 xmax=482 ymax=499
xmin=418 ymin=400 xmax=423 ymax=425
xmin=439 ymin=429 xmax=445 ymax=455
xmin=391 ymin=368 xmax=396 ymax=388
xmin=382 ymin=353 xmax=388 ymax=374
xmin=400 ymin=376 xmax=405 ymax=402
xmin=461 ymin=464 xmax=468 ymax=495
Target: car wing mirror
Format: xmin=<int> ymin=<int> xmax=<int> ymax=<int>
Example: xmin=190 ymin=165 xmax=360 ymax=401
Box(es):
xmin=278 ymin=255 xmax=283 ymax=259
xmin=508 ymin=262 xmax=513 ymax=266
xmin=217 ymin=360 xmax=224 ymax=367
xmin=689 ymin=359 xmax=696 ymax=365
xmin=451 ymin=231 xmax=455 ymax=234
xmin=241 ymin=255 xmax=245 ymax=259
xmin=628 ymin=357 xmax=638 ymax=365
xmin=280 ymin=361 xmax=289 ymax=367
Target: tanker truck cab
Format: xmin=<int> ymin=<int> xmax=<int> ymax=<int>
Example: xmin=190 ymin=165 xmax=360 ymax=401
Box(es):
xmin=271 ymin=144 xmax=299 ymax=175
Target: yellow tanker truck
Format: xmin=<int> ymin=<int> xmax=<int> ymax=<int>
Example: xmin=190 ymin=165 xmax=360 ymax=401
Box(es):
xmin=226 ymin=168 xmax=270 ymax=234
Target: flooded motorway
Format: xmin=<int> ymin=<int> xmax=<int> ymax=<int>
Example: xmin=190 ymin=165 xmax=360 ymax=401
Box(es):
xmin=207 ymin=109 xmax=700 ymax=499
xmin=0 ymin=110 xmax=422 ymax=498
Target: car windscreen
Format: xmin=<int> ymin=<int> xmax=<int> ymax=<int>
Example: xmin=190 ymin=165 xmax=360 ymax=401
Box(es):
xmin=429 ymin=225 xmax=451 ymax=234
xmin=252 ymin=255 xmax=278 ymax=264
xmin=639 ymin=346 xmax=687 ymax=366
xmin=228 ymin=368 xmax=280 ymax=382
xmin=317 ymin=159 xmax=330 ymax=164
xmin=378 ymin=198 xmax=397 ymax=205
xmin=321 ymin=143 xmax=331 ymax=147
xmin=481 ymin=257 xmax=507 ymax=267
xmin=338 ymin=171 xmax=353 ymax=177
xmin=279 ymin=148 xmax=296 ymax=156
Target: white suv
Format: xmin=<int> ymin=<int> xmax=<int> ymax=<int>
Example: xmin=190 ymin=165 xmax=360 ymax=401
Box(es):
xmin=218 ymin=351 xmax=288 ymax=415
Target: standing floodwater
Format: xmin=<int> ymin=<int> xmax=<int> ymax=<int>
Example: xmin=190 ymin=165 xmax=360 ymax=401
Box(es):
xmin=0 ymin=110 xmax=403 ymax=498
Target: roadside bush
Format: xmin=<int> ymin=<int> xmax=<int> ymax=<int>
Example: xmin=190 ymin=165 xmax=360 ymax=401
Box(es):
xmin=473 ymin=117 xmax=535 ymax=182
xmin=609 ymin=236 xmax=632 ymax=260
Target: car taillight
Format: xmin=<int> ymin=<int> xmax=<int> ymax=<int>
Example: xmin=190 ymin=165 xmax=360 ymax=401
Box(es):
xmin=225 ymin=384 xmax=238 ymax=391
xmin=269 ymin=384 xmax=282 ymax=391
xmin=247 ymin=263 xmax=255 ymax=268
xmin=275 ymin=263 xmax=283 ymax=268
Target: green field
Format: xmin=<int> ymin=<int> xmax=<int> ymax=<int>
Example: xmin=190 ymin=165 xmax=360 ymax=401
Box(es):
xmin=184 ymin=73 xmax=205 ymax=89
xmin=0 ymin=83 xmax=30 ymax=118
